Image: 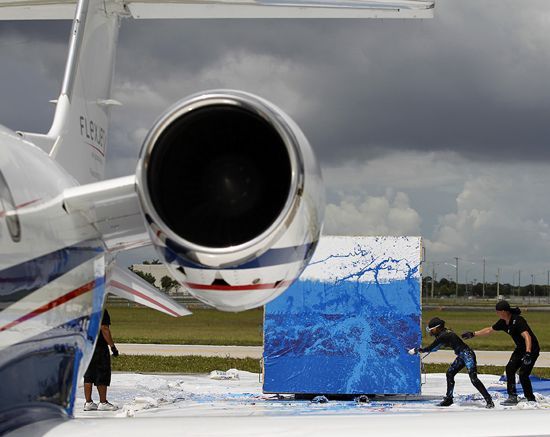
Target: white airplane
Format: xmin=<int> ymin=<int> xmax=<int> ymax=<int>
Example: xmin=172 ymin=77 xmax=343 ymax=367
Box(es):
xmin=0 ymin=0 xmax=433 ymax=433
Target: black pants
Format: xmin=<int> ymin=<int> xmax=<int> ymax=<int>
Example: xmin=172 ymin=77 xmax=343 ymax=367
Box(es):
xmin=506 ymin=350 xmax=539 ymax=401
xmin=446 ymin=349 xmax=491 ymax=401
xmin=84 ymin=345 xmax=111 ymax=386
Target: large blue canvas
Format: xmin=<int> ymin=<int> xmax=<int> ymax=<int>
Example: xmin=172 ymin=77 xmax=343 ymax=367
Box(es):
xmin=263 ymin=236 xmax=422 ymax=395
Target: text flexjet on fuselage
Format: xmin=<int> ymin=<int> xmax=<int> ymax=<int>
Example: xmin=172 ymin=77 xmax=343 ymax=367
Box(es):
xmin=80 ymin=115 xmax=106 ymax=154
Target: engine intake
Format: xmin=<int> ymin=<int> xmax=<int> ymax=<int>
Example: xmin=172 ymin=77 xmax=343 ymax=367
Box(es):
xmin=136 ymin=90 xmax=323 ymax=311
xmin=146 ymin=104 xmax=292 ymax=248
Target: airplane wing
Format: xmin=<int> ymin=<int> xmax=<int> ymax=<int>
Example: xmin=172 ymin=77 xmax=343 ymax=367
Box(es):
xmin=64 ymin=176 xmax=191 ymax=316
xmin=108 ymin=265 xmax=192 ymax=317
xmin=0 ymin=0 xmax=434 ymax=20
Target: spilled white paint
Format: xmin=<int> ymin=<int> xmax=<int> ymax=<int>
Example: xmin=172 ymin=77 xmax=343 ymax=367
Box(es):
xmin=11 ymin=371 xmax=550 ymax=436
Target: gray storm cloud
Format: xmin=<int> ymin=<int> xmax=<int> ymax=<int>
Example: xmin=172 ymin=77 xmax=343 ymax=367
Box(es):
xmin=1 ymin=0 xmax=549 ymax=280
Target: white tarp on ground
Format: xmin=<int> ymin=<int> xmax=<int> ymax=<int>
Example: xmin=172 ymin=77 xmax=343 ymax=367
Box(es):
xmin=72 ymin=371 xmax=548 ymax=417
xmin=12 ymin=371 xmax=547 ymax=435
xmin=19 ymin=371 xmax=542 ymax=436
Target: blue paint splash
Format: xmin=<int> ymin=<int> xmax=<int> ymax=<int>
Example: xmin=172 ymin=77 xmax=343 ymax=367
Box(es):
xmin=264 ymin=243 xmax=421 ymax=395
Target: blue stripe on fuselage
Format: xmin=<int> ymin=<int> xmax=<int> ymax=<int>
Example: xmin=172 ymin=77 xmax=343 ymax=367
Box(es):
xmin=163 ymin=239 xmax=318 ymax=270
xmin=0 ymin=240 xmax=104 ymax=308
xmin=87 ymin=274 xmax=105 ymax=342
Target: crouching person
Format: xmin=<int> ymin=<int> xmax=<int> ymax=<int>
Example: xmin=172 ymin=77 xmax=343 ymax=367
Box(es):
xmin=409 ymin=317 xmax=494 ymax=408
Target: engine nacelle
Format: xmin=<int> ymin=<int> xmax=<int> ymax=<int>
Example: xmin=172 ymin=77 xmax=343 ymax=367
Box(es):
xmin=136 ymin=90 xmax=324 ymax=311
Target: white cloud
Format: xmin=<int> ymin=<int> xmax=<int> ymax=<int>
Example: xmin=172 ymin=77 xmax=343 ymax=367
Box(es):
xmin=323 ymin=152 xmax=550 ymax=283
xmin=325 ymin=189 xmax=421 ymax=236
xmin=323 ymin=151 xmax=468 ymax=193
xmin=198 ymin=51 xmax=311 ymax=115
xmin=114 ymin=81 xmax=170 ymax=112
xmin=426 ymin=169 xmax=550 ymax=267
xmin=105 ymin=49 xmax=313 ymax=178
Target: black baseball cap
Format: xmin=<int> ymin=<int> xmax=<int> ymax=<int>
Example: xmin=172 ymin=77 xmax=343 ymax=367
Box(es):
xmin=495 ymin=300 xmax=511 ymax=311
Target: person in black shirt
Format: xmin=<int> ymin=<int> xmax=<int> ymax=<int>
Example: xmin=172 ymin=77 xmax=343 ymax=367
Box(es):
xmin=409 ymin=317 xmax=494 ymax=408
xmin=461 ymin=300 xmax=540 ymax=405
xmin=83 ymin=309 xmax=120 ymax=411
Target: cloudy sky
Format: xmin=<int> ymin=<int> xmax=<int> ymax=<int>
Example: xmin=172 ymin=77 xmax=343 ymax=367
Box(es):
xmin=1 ymin=0 xmax=550 ymax=285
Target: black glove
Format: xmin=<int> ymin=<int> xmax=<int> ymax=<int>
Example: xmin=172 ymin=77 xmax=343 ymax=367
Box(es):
xmin=111 ymin=345 xmax=119 ymax=357
xmin=461 ymin=331 xmax=475 ymax=340
xmin=522 ymin=352 xmax=533 ymax=366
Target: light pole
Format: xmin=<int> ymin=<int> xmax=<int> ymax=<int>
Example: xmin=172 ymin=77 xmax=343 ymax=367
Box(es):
xmin=455 ymin=257 xmax=459 ymax=297
xmin=482 ymin=258 xmax=486 ymax=298
xmin=465 ymin=269 xmax=472 ymax=297
xmin=531 ymin=273 xmax=535 ymax=303
xmin=433 ymin=260 xmax=458 ymax=299
xmin=460 ymin=260 xmax=478 ymax=299
xmin=431 ymin=263 xmax=436 ymax=299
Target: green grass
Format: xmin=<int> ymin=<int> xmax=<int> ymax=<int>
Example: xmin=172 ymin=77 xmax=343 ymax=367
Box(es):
xmin=423 ymin=298 xmax=550 ymax=308
xmin=112 ymin=355 xmax=261 ymax=373
xmin=111 ymin=355 xmax=550 ymax=379
xmin=422 ymin=309 xmax=550 ymax=351
xmin=108 ymin=306 xmax=550 ymax=351
xmin=424 ymin=363 xmax=550 ymax=379
xmin=108 ymin=306 xmax=263 ymax=346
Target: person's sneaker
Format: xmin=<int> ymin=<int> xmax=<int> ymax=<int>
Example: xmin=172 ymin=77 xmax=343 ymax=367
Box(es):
xmin=485 ymin=399 xmax=495 ymax=409
xmin=501 ymin=396 xmax=519 ymax=406
xmin=438 ymin=397 xmax=453 ymax=407
xmin=83 ymin=401 xmax=98 ymax=411
xmin=98 ymin=401 xmax=118 ymax=411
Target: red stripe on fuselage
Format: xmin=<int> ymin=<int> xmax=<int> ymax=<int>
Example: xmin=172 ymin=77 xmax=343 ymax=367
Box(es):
xmin=110 ymin=280 xmax=179 ymax=317
xmin=85 ymin=142 xmax=105 ymax=157
xmin=184 ymin=280 xmax=292 ymax=292
xmin=0 ymin=198 xmax=41 ymax=218
xmin=0 ymin=280 xmax=96 ymax=332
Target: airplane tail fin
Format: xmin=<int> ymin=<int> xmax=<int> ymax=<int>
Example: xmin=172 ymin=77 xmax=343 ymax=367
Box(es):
xmin=12 ymin=0 xmax=434 ymax=185
xmin=25 ymin=0 xmax=121 ymax=184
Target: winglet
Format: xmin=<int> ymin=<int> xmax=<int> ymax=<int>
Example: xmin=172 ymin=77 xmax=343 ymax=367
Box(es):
xmin=109 ymin=264 xmax=192 ymax=317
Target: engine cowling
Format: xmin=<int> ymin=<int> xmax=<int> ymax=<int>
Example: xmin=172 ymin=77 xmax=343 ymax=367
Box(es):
xmin=136 ymin=90 xmax=324 ymax=311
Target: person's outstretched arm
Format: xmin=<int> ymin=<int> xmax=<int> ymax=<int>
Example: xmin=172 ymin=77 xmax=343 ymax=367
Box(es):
xmin=462 ymin=326 xmax=494 ymax=339
xmin=474 ymin=326 xmax=494 ymax=337
xmin=419 ymin=334 xmax=445 ymax=353
xmin=408 ymin=335 xmax=443 ymax=355
xmin=461 ymin=326 xmax=495 ymax=340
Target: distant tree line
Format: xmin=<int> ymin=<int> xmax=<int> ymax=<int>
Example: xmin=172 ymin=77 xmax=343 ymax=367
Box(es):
xmin=128 ymin=264 xmax=180 ymax=294
xmin=422 ymin=277 xmax=550 ymax=298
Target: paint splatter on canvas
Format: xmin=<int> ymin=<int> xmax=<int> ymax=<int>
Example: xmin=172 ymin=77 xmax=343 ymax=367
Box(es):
xmin=263 ymin=236 xmax=422 ymax=395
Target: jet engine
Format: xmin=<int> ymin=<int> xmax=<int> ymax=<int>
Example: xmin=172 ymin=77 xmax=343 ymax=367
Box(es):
xmin=136 ymin=90 xmax=324 ymax=311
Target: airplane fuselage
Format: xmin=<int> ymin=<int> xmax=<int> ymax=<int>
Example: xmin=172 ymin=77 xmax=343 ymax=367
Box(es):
xmin=0 ymin=124 xmax=109 ymax=416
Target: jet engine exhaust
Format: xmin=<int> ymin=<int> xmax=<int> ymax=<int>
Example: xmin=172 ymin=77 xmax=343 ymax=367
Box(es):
xmin=146 ymin=104 xmax=292 ymax=248
xmin=136 ymin=90 xmax=323 ymax=311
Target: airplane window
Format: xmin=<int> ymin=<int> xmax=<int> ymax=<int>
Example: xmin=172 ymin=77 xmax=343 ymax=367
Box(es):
xmin=0 ymin=170 xmax=21 ymax=242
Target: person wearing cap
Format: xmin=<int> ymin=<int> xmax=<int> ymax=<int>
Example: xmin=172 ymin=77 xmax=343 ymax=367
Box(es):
xmin=461 ymin=300 xmax=540 ymax=405
xmin=409 ymin=317 xmax=494 ymax=408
